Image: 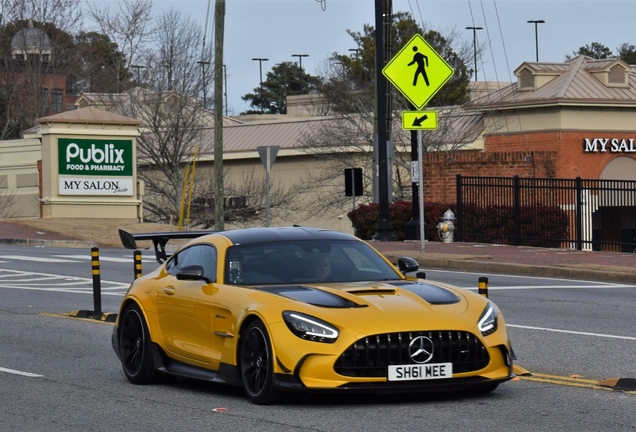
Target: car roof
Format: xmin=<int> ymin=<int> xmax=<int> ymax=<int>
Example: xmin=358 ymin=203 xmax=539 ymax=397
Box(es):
xmin=219 ymin=226 xmax=357 ymax=246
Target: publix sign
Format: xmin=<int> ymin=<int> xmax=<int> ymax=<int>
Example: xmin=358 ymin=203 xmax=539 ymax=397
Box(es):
xmin=58 ymin=138 xmax=134 ymax=196
xmin=58 ymin=138 xmax=133 ymax=176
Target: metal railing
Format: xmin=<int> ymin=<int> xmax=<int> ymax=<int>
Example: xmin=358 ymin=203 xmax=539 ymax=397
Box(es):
xmin=456 ymin=174 xmax=636 ymax=252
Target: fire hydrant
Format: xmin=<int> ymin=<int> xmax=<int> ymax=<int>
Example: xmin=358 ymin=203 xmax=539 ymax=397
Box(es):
xmin=437 ymin=209 xmax=456 ymax=243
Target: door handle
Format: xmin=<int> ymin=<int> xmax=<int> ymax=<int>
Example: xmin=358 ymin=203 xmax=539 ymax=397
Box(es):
xmin=163 ymin=286 xmax=176 ymax=295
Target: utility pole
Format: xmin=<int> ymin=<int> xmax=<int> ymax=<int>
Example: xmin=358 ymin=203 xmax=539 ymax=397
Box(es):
xmin=372 ymin=0 xmax=396 ymax=241
xmin=214 ymin=0 xmax=225 ymax=230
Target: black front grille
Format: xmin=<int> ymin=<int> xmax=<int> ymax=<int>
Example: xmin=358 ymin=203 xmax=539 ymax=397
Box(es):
xmin=334 ymin=331 xmax=489 ymax=378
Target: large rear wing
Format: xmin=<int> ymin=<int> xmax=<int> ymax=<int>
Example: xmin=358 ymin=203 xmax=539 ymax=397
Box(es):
xmin=118 ymin=229 xmax=215 ymax=263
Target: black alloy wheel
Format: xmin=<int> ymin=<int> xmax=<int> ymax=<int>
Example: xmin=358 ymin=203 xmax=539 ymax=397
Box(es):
xmin=240 ymin=320 xmax=277 ymax=404
xmin=119 ymin=303 xmax=157 ymax=384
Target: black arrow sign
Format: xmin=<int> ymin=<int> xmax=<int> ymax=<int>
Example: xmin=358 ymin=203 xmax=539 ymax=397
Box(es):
xmin=412 ymin=115 xmax=428 ymax=127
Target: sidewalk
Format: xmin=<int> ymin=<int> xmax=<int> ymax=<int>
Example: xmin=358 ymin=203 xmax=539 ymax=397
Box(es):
xmin=0 ymin=221 xmax=96 ymax=247
xmin=1 ymin=220 xmax=635 ymax=283
xmin=370 ymin=240 xmax=636 ymax=284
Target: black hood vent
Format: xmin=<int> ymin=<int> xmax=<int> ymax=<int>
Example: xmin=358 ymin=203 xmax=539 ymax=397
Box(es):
xmin=259 ymin=285 xmax=365 ymax=308
xmin=390 ymin=281 xmax=460 ymax=305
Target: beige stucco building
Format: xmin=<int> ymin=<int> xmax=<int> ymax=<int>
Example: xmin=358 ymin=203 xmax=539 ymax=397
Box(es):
xmin=5 ymin=55 xmax=636 ymax=240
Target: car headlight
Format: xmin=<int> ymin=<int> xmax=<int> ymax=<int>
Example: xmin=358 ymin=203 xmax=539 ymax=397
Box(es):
xmin=477 ymin=302 xmax=498 ymax=336
xmin=282 ymin=311 xmax=339 ymax=343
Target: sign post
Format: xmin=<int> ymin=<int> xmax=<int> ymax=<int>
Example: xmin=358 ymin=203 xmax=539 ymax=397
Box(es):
xmin=344 ymin=168 xmax=363 ymax=210
xmin=257 ymin=145 xmax=279 ymax=227
xmin=382 ymin=34 xmax=454 ymax=251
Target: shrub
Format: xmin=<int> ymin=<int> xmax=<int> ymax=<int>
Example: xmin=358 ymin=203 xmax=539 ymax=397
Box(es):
xmin=348 ymin=200 xmax=569 ymax=247
xmin=462 ymin=203 xmax=569 ymax=247
xmin=347 ymin=200 xmax=456 ymax=241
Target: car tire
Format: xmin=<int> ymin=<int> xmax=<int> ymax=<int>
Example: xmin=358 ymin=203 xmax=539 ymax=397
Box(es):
xmin=119 ymin=303 xmax=157 ymax=385
xmin=240 ymin=319 xmax=278 ymax=405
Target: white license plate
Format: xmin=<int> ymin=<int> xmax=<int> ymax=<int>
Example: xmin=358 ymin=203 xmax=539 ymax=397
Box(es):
xmin=387 ymin=363 xmax=453 ymax=381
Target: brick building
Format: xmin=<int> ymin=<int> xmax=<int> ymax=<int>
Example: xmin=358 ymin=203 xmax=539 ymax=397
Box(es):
xmin=423 ymin=55 xmax=636 ymax=202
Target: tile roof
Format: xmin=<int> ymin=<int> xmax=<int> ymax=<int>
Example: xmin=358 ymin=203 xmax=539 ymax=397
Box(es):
xmin=465 ymin=55 xmax=636 ymax=111
xmin=146 ymin=109 xmax=484 ymax=159
xmin=36 ymin=106 xmax=141 ymax=125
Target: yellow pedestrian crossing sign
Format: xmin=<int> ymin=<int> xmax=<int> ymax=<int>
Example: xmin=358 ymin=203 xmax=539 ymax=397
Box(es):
xmin=383 ymin=34 xmax=454 ymax=109
xmin=402 ymin=110 xmax=438 ymax=130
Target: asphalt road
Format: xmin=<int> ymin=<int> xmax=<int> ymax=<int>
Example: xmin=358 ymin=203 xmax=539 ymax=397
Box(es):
xmin=1 ymin=246 xmax=635 ymax=431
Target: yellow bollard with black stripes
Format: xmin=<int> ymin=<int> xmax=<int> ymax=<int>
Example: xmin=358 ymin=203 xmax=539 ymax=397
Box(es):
xmin=91 ymin=247 xmax=102 ymax=319
xmin=134 ymin=250 xmax=142 ymax=279
xmin=478 ymin=276 xmax=489 ymax=298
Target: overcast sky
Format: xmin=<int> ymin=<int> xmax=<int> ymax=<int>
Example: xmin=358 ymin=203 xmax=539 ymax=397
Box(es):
xmin=87 ymin=0 xmax=636 ymax=115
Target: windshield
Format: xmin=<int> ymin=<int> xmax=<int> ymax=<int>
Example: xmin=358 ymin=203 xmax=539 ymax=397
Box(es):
xmin=224 ymin=239 xmax=402 ymax=285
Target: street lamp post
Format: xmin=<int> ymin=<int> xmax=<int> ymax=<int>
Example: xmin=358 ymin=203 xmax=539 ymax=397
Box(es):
xmin=465 ymin=26 xmax=483 ymax=81
xmin=197 ymin=60 xmax=211 ymax=107
xmin=252 ymin=57 xmax=269 ymax=114
xmin=131 ymin=64 xmax=146 ymax=83
xmin=291 ymin=53 xmax=309 ymax=73
xmin=527 ymin=20 xmax=545 ymax=61
xmin=223 ymin=64 xmax=228 ymax=116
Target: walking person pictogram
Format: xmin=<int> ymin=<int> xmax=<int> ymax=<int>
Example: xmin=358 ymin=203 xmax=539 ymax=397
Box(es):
xmin=408 ymin=46 xmax=429 ymax=87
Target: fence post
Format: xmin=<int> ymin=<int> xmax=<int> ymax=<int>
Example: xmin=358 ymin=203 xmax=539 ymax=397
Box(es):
xmin=456 ymin=173 xmax=463 ymax=242
xmin=576 ymin=176 xmax=583 ymax=251
xmin=513 ymin=175 xmax=521 ymax=245
xmin=134 ymin=250 xmax=142 ymax=279
xmin=91 ymin=247 xmax=102 ymax=319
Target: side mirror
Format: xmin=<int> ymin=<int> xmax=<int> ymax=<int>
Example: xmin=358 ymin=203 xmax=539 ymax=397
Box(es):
xmin=398 ymin=256 xmax=419 ymax=275
xmin=176 ymin=264 xmax=211 ymax=283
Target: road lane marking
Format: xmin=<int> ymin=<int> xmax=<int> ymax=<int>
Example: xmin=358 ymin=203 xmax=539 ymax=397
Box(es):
xmin=54 ymin=254 xmax=156 ymax=263
xmin=519 ymin=373 xmax=612 ymax=391
xmin=486 ymin=284 xmax=636 ymax=290
xmin=0 ymin=255 xmax=80 ymax=263
xmin=0 ymin=269 xmax=129 ymax=293
xmin=425 ymin=269 xmax=636 ymax=288
xmin=0 ymin=367 xmax=43 ymax=378
xmin=508 ymin=324 xmax=636 ymax=341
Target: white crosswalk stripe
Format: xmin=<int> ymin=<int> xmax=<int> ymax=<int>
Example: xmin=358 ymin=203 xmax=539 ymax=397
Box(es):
xmin=0 ymin=255 xmax=80 ymax=263
xmin=54 ymin=254 xmax=156 ymax=263
xmin=0 ymin=269 xmax=129 ymax=294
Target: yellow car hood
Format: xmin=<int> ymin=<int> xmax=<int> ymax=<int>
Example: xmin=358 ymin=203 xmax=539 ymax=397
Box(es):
xmin=255 ymin=280 xmax=478 ymax=332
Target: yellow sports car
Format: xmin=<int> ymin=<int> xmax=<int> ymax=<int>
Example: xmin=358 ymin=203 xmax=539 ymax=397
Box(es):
xmin=113 ymin=227 xmax=514 ymax=404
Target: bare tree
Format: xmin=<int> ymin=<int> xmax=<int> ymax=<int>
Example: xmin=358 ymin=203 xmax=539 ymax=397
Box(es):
xmin=87 ymin=0 xmax=154 ymax=90
xmin=0 ymin=0 xmax=83 ymax=139
xmin=296 ymin=15 xmax=479 ymax=218
xmin=188 ymin=169 xmax=301 ymax=229
xmin=0 ymin=189 xmax=17 ymax=218
xmin=103 ymin=9 xmax=210 ymax=224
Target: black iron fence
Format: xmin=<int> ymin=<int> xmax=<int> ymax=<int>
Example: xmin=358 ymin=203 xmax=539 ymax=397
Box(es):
xmin=456 ymin=174 xmax=636 ymax=252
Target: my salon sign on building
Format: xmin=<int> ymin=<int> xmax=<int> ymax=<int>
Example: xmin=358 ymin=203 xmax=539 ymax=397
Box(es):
xmin=57 ymin=138 xmax=134 ymax=196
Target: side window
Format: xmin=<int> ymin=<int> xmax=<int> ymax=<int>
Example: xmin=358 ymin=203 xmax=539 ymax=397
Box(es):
xmin=166 ymin=244 xmax=217 ymax=282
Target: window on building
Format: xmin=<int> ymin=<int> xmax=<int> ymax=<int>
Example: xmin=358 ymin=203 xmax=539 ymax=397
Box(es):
xmin=39 ymin=88 xmax=49 ymax=113
xmin=519 ymin=69 xmax=534 ymax=89
xmin=608 ymin=65 xmax=626 ymax=84
xmin=51 ymin=89 xmax=63 ymax=112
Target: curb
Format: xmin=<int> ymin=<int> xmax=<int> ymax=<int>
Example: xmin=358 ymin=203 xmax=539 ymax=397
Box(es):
xmin=0 ymin=238 xmax=97 ymax=248
xmin=69 ymin=310 xmax=118 ymax=323
xmin=382 ymin=252 xmax=636 ymax=285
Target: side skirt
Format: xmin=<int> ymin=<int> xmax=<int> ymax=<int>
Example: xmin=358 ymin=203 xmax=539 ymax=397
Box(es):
xmin=150 ymin=343 xmax=241 ymax=386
